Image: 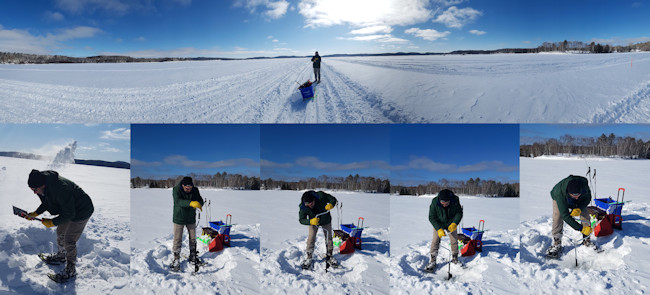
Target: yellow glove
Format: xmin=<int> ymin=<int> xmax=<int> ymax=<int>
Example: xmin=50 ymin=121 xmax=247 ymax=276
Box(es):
xmin=42 ymin=218 xmax=55 ymax=228
xmin=310 ymin=217 xmax=320 ymax=226
xmin=325 ymin=203 xmax=334 ymax=211
xmin=570 ymin=208 xmax=581 ymax=217
xmin=437 ymin=228 xmax=446 ymax=238
xmin=581 ymin=226 xmax=592 ymax=236
xmin=189 ymin=201 xmax=202 ymax=211
xmin=27 ymin=212 xmax=39 ymax=220
xmin=448 ymin=223 xmax=457 ymax=232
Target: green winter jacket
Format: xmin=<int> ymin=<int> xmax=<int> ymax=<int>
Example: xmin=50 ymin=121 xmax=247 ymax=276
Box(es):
xmin=311 ymin=55 xmax=321 ymax=68
xmin=429 ymin=194 xmax=463 ymax=231
xmin=35 ymin=171 xmax=94 ymax=226
xmin=550 ymin=175 xmax=592 ymax=231
xmin=172 ymin=181 xmax=204 ymax=225
xmin=299 ymin=191 xmax=337 ymax=226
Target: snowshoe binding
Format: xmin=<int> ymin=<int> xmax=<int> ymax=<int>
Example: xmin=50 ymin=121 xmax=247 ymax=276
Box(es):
xmin=582 ymin=237 xmax=604 ymax=253
xmin=301 ymin=257 xmax=313 ymax=270
xmin=546 ymin=244 xmax=562 ymax=259
xmin=39 ymin=252 xmax=66 ymax=265
xmin=325 ymin=255 xmax=340 ymax=269
xmin=48 ymin=264 xmax=76 ymax=283
xmin=169 ymin=255 xmax=181 ymax=272
xmin=423 ymin=260 xmax=437 ymax=273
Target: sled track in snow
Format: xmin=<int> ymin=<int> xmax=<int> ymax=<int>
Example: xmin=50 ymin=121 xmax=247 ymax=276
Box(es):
xmin=590 ymin=80 xmax=650 ymax=123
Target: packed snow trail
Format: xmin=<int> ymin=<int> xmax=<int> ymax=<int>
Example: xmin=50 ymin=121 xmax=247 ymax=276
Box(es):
xmin=3 ymin=52 xmax=650 ymax=123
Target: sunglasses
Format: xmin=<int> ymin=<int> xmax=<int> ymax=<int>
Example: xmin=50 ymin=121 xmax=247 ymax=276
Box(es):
xmin=569 ymin=192 xmax=581 ymax=197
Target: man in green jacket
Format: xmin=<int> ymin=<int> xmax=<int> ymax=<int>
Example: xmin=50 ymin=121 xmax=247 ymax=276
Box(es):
xmin=27 ymin=169 xmax=94 ymax=280
xmin=170 ymin=177 xmax=204 ymax=270
xmin=547 ymin=175 xmax=593 ymax=257
xmin=298 ymin=190 xmax=338 ymax=269
xmin=425 ymin=189 xmax=463 ymax=272
xmin=311 ymin=51 xmax=321 ymax=83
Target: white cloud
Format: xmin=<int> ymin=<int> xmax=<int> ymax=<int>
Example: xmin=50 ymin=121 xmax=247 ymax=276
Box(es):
xmin=522 ymin=40 xmax=531 ymax=44
xmin=234 ymin=0 xmax=290 ymax=19
xmin=55 ymin=0 xmax=133 ymax=15
xmin=433 ymin=6 xmax=482 ymax=29
xmin=45 ymin=11 xmax=65 ymax=22
xmin=131 ymin=159 xmax=161 ymax=167
xmin=590 ymin=36 xmax=650 ymax=45
xmin=260 ymin=159 xmax=293 ymax=168
xmin=295 ymin=156 xmax=390 ymax=171
xmin=0 ymin=25 xmax=102 ymax=54
xmin=100 ymin=128 xmax=130 ymax=140
xmin=135 ymin=36 xmax=146 ymax=42
xmin=340 ymin=34 xmax=409 ymax=43
xmin=469 ymin=29 xmax=486 ymax=35
xmin=298 ymin=0 xmax=432 ymax=28
xmin=396 ymin=156 xmax=517 ymax=173
xmin=349 ymin=25 xmax=393 ymax=35
xmin=163 ymin=155 xmax=258 ymax=169
xmin=433 ymin=0 xmax=466 ymax=5
xmin=405 ymin=28 xmax=450 ymax=41
xmin=272 ymin=39 xmax=279 ymax=42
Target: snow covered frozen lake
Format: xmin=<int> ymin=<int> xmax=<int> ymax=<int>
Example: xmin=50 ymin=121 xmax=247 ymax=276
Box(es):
xmin=2 ymin=52 xmax=650 ymax=123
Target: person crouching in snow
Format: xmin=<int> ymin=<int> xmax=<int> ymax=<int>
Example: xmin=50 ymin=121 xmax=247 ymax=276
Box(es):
xmin=27 ymin=169 xmax=94 ymax=280
xmin=170 ymin=176 xmax=204 ymax=270
xmin=546 ymin=175 xmax=593 ymax=257
xmin=425 ymin=189 xmax=463 ymax=272
xmin=299 ymin=190 xmax=338 ymax=269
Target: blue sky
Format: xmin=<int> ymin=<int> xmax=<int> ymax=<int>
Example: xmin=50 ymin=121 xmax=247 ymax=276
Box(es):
xmin=0 ymin=124 xmax=130 ymax=162
xmin=131 ymin=124 xmax=260 ymax=179
xmin=390 ymin=124 xmax=519 ymax=186
xmin=521 ymin=124 xmax=650 ymax=145
xmin=261 ymin=124 xmax=390 ymax=181
xmin=2 ymin=0 xmax=648 ymax=58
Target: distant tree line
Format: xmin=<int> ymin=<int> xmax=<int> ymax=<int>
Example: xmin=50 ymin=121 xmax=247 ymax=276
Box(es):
xmin=450 ymin=40 xmax=650 ymax=55
xmin=392 ymin=178 xmax=519 ymax=197
xmin=261 ymin=174 xmax=390 ymax=193
xmin=131 ymin=172 xmax=261 ymax=190
xmin=0 ymin=52 xmax=224 ymax=64
xmin=521 ymin=133 xmax=650 ymax=159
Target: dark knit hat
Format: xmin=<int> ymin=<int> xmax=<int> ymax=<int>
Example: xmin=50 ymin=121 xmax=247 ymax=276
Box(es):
xmin=438 ymin=189 xmax=454 ymax=202
xmin=28 ymin=169 xmax=46 ymax=188
xmin=567 ymin=179 xmax=581 ymax=195
xmin=181 ymin=176 xmax=194 ymax=186
xmin=302 ymin=190 xmax=316 ymax=204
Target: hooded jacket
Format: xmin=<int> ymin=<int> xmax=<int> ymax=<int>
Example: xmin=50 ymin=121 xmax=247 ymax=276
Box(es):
xmin=299 ymin=191 xmax=337 ymax=226
xmin=34 ymin=171 xmax=94 ymax=226
xmin=550 ymin=175 xmax=592 ymax=231
xmin=311 ymin=54 xmax=321 ymax=68
xmin=428 ymin=192 xmax=463 ymax=231
xmin=172 ymin=181 xmax=204 ymax=225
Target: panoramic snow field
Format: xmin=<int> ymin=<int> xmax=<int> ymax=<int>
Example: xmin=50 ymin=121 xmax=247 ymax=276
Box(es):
xmin=130 ymin=188 xmax=261 ymax=295
xmin=0 ymin=156 xmax=131 ymax=294
xmin=258 ymin=190 xmax=390 ymax=295
xmin=390 ymin=194 xmax=522 ymax=294
xmin=2 ymin=52 xmax=650 ymax=123
xmin=520 ymin=156 xmax=650 ymax=294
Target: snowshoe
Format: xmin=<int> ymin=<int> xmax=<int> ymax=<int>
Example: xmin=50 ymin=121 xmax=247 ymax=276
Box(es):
xmin=48 ymin=264 xmax=76 ymax=283
xmin=582 ymin=238 xmax=604 ymax=253
xmin=545 ymin=244 xmax=562 ymax=259
xmin=325 ymin=255 xmax=340 ymax=269
xmin=301 ymin=257 xmax=313 ymax=270
xmin=423 ymin=260 xmax=437 ymax=273
xmin=169 ymin=257 xmax=181 ymax=272
xmin=39 ymin=252 xmax=66 ymax=265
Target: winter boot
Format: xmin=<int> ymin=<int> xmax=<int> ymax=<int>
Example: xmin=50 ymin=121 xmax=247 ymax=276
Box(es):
xmin=301 ymin=253 xmax=313 ymax=270
xmin=39 ymin=251 xmax=66 ymax=265
xmin=451 ymin=253 xmax=460 ymax=264
xmin=424 ymin=255 xmax=437 ymax=272
xmin=54 ymin=263 xmax=76 ymax=282
xmin=170 ymin=252 xmax=181 ymax=271
xmin=326 ymin=255 xmax=340 ymax=268
xmin=546 ymin=237 xmax=562 ymax=258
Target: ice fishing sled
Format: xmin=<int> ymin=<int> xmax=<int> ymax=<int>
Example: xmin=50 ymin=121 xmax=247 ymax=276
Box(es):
xmin=458 ymin=220 xmax=485 ymax=257
xmin=588 ymin=188 xmax=625 ymax=237
xmin=200 ymin=214 xmax=232 ymax=252
xmin=334 ymin=217 xmax=364 ymax=254
xmin=298 ymin=80 xmax=314 ymax=100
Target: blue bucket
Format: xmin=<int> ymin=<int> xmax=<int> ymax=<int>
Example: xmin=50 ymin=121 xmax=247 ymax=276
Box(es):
xmin=595 ymin=197 xmax=624 ymax=215
xmin=462 ymin=227 xmax=484 ymax=241
xmin=209 ymin=221 xmax=232 ymax=235
xmin=341 ymin=223 xmax=363 ymax=239
xmin=299 ymin=85 xmax=314 ymax=99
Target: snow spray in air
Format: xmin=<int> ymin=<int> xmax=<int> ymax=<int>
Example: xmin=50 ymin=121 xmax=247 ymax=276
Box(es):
xmin=49 ymin=141 xmax=77 ymax=169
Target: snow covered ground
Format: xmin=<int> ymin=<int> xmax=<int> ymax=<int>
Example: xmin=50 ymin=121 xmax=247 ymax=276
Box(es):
xmin=0 ymin=156 xmax=131 ymax=294
xmin=130 ymin=188 xmax=261 ymax=294
xmin=258 ymin=190 xmax=390 ymax=295
xmin=520 ymin=156 xmax=650 ymax=294
xmin=2 ymin=52 xmax=650 ymax=123
xmin=390 ymin=194 xmax=522 ymax=294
